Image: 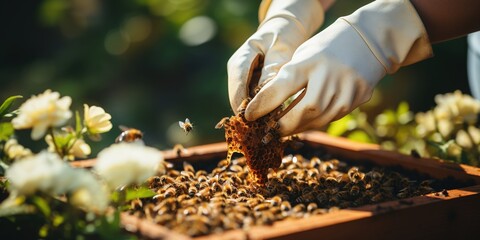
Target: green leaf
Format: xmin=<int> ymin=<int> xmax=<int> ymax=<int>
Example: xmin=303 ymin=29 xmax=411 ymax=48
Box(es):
xmin=347 ymin=130 xmax=374 ymax=143
xmin=110 ymin=191 xmax=119 ymax=203
xmin=327 ymin=114 xmax=354 ymax=136
xmin=0 ymin=122 xmax=14 ymax=141
xmin=0 ymin=95 xmax=22 ymax=119
xmin=125 ymin=186 xmax=156 ymax=202
xmin=52 ymin=132 xmax=75 ymax=150
xmin=31 ymin=196 xmax=51 ymax=218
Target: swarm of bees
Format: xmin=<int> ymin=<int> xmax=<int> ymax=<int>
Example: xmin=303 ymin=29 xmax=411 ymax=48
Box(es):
xmin=216 ymin=98 xmax=285 ymax=184
xmin=129 ymin=153 xmax=440 ymax=237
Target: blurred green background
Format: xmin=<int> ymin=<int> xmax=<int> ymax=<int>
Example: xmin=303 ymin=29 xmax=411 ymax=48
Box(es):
xmin=0 ymin=0 xmax=471 ymax=154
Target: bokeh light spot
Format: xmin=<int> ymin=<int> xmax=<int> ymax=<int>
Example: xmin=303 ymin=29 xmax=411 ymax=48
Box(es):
xmin=179 ymin=16 xmax=217 ymax=46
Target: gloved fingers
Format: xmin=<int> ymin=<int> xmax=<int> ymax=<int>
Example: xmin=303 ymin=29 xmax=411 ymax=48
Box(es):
xmin=258 ymin=50 xmax=293 ymax=88
xmin=227 ymin=43 xmax=264 ymax=114
xmin=245 ymin=63 xmax=308 ymax=121
xmin=277 ymin=71 xmax=358 ymax=136
xmin=257 ymin=19 xmax=307 ymax=87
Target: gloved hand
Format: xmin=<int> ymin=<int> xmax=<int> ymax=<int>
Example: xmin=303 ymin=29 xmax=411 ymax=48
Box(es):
xmin=245 ymin=0 xmax=433 ymax=136
xmin=227 ymin=0 xmax=325 ymax=113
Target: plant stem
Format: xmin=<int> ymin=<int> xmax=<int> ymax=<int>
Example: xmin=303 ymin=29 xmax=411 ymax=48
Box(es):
xmin=48 ymin=127 xmax=63 ymax=158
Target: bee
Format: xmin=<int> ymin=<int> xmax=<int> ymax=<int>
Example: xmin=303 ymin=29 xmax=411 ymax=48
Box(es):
xmin=267 ymin=196 xmax=283 ymax=207
xmin=159 ymin=175 xmax=175 ymax=185
xmin=253 ymin=202 xmax=271 ymax=212
xmin=182 ymin=206 xmax=197 ymax=215
xmin=371 ymin=193 xmax=383 ymax=202
xmin=292 ymin=203 xmax=306 ymax=213
xmin=222 ymin=180 xmax=234 ymax=194
xmin=147 ymin=176 xmax=162 ymax=189
xmin=164 ymin=187 xmax=177 ymax=198
xmin=350 ymin=185 xmax=361 ymax=197
xmin=179 ymin=118 xmax=193 ymax=135
xmin=173 ymin=144 xmax=187 ymax=157
xmin=130 ymin=199 xmax=143 ymax=210
xmin=177 ymin=194 xmax=190 ymax=203
xmin=183 ymin=161 xmax=195 ymax=172
xmin=115 ymin=126 xmax=143 ymax=143
xmin=280 ymin=201 xmax=292 ymax=212
xmin=215 ymin=117 xmax=230 ymax=129
xmin=237 ymin=188 xmax=248 ymax=197
xmin=197 ymin=175 xmax=208 ymax=183
xmin=262 ymin=132 xmax=274 ymax=145
xmin=236 ymin=98 xmax=250 ymax=113
xmin=180 ymin=170 xmax=195 ymax=180
xmin=195 ymin=170 xmax=208 ymax=178
xmin=228 ymin=165 xmax=243 ymax=173
xmin=188 ymin=186 xmax=198 ymax=196
xmin=196 ymin=187 xmax=212 ymax=200
xmin=307 ymin=203 xmax=318 ymax=212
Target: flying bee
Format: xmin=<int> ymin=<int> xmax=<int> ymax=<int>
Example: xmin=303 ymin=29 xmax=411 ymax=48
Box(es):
xmin=179 ymin=118 xmax=193 ymax=135
xmin=115 ymin=125 xmax=143 ymax=143
xmin=215 ymin=117 xmax=230 ymax=129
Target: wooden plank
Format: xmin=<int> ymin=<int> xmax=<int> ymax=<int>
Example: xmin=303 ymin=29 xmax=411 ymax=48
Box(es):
xmin=195 ymin=185 xmax=480 ymax=240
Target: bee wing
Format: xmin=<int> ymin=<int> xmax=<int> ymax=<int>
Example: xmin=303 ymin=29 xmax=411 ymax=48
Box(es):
xmin=179 ymin=121 xmax=185 ymax=128
xmin=119 ymin=125 xmax=130 ymax=131
xmin=185 ymin=118 xmax=190 ymax=124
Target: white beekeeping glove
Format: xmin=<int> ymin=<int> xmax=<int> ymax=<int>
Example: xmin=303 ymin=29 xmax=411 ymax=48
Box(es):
xmin=245 ymin=0 xmax=433 ymax=136
xmin=227 ymin=0 xmax=325 ymax=113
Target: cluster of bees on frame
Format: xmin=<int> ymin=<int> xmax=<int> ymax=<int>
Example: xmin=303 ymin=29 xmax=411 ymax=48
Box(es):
xmin=129 ymin=153 xmax=437 ymax=237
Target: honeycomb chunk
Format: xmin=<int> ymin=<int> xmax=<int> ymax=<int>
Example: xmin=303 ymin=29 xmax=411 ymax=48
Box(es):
xmin=217 ymin=99 xmax=284 ymax=184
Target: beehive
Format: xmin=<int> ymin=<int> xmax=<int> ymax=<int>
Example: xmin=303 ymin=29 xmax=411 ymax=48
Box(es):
xmin=72 ymin=132 xmax=480 ymax=239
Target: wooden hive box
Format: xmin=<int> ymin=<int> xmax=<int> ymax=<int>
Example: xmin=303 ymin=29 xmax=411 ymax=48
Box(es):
xmin=75 ymin=131 xmax=480 ymax=240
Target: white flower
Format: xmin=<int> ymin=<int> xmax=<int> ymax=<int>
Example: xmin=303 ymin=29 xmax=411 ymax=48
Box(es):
xmin=415 ymin=111 xmax=436 ymax=137
xmin=6 ymin=151 xmax=72 ymax=195
xmin=468 ymin=126 xmax=480 ymax=144
xmin=68 ymin=169 xmax=109 ymax=213
xmin=434 ymin=91 xmax=480 ymax=124
xmin=5 ymin=151 xmax=109 ymax=212
xmin=437 ymin=119 xmax=454 ymax=138
xmin=12 ymin=90 xmax=72 ymax=140
xmin=4 ymin=139 xmax=32 ymax=160
xmin=94 ymin=142 xmax=164 ymax=189
xmin=456 ymin=129 xmax=472 ymax=149
xmin=69 ymin=138 xmax=91 ymax=159
xmin=84 ymin=104 xmax=112 ymax=135
xmin=446 ymin=141 xmax=462 ymax=158
xmin=45 ymin=135 xmax=91 ymax=160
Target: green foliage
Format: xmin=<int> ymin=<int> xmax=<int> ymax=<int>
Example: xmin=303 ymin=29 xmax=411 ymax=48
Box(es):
xmin=328 ymin=93 xmax=480 ymax=167
xmin=0 ymin=96 xmax=22 ymax=119
xmin=0 ymin=123 xmax=14 ymax=142
xmin=125 ymin=186 xmax=156 ymax=202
